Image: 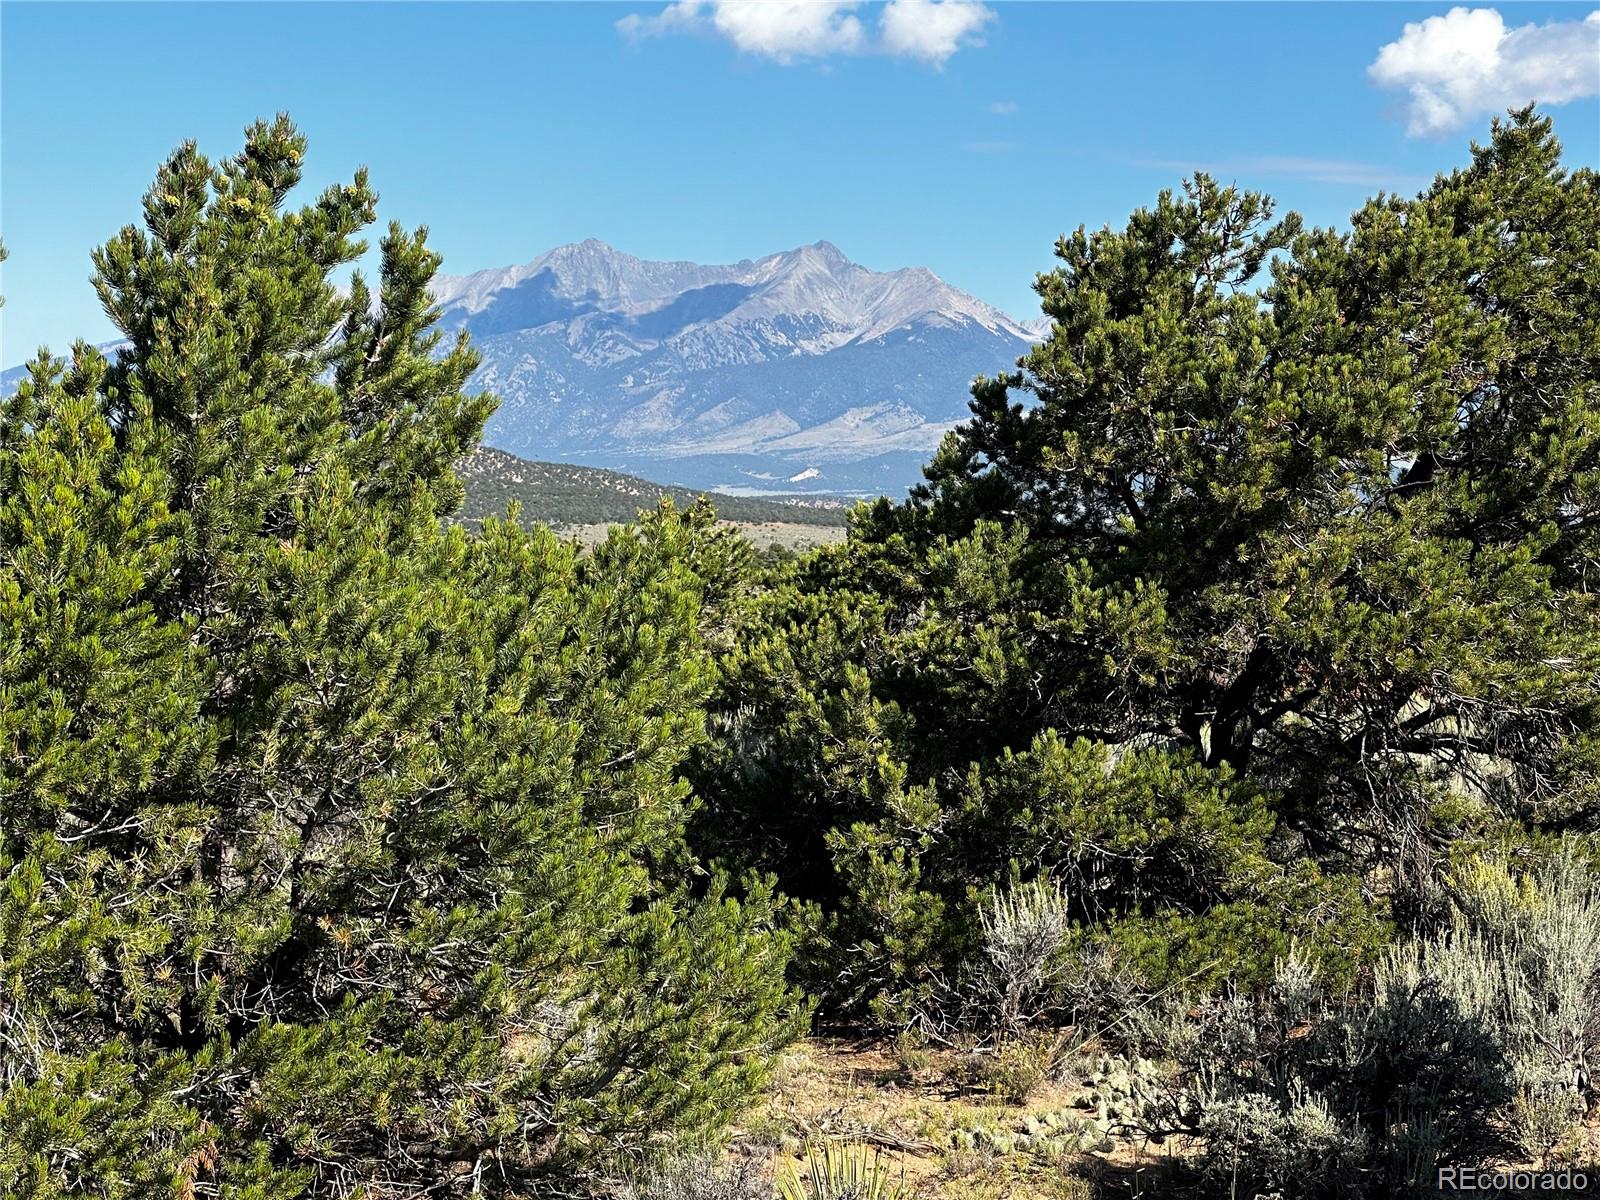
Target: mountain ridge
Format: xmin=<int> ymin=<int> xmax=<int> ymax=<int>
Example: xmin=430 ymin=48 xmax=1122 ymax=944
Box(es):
xmin=432 ymin=237 xmax=1033 ymax=344
xmin=433 ymin=238 xmax=1044 ymax=494
xmin=2 ymin=240 xmax=1049 ymax=497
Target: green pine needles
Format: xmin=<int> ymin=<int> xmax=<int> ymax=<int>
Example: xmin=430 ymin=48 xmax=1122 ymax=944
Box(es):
xmin=2 ymin=105 xmax=1597 ymax=1198
xmin=0 ymin=118 xmax=802 ymax=1199
xmin=690 ymin=107 xmax=1599 ymax=1023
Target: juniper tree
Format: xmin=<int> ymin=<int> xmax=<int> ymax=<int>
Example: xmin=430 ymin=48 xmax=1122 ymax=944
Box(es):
xmin=0 ymin=119 xmax=799 ymax=1199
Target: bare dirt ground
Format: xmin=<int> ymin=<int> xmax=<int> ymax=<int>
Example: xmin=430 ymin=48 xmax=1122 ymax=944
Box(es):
xmin=725 ymin=1039 xmax=1190 ymax=1199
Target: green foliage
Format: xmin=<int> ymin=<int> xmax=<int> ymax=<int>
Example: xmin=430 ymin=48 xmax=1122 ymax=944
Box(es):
xmin=456 ymin=445 xmax=848 ymax=531
xmin=692 ymin=108 xmax=1597 ymax=1022
xmin=973 ymin=1033 xmax=1064 ymax=1105
xmin=3 ymin=103 xmax=1597 ymax=1196
xmin=775 ymin=1143 xmax=910 ymax=1200
xmin=0 ymin=119 xmax=800 ymax=1198
xmin=1148 ymin=847 xmax=1600 ymax=1195
xmin=1106 ymin=860 xmax=1391 ymax=992
xmin=694 ymin=571 xmax=1384 ymax=1012
xmin=912 ymin=104 xmax=1600 ymax=853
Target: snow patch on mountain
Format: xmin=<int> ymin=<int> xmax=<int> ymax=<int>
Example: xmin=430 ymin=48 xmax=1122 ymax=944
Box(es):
xmin=2 ymin=244 xmax=1037 ymax=499
xmin=431 ymin=239 xmax=1037 ymax=493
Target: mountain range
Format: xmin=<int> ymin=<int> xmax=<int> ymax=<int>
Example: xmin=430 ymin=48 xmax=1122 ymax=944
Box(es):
xmin=2 ymin=240 xmax=1048 ymax=497
xmin=432 ymin=239 xmax=1046 ymax=495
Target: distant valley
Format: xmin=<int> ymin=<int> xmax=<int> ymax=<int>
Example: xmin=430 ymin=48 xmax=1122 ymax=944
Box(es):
xmin=456 ymin=445 xmax=846 ymax=550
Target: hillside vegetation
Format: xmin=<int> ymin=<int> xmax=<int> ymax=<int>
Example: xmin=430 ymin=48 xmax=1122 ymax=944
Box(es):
xmin=2 ymin=109 xmax=1597 ymax=1200
xmin=456 ymin=444 xmax=849 ymax=529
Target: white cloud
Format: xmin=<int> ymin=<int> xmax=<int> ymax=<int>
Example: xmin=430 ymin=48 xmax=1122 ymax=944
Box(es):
xmin=713 ymin=1 xmax=867 ymax=61
xmin=617 ymin=0 xmax=995 ymax=65
xmin=880 ymin=0 xmax=994 ymax=65
xmin=1369 ymin=7 xmax=1600 ymax=136
xmin=618 ymin=1 xmax=864 ymax=60
xmin=617 ymin=0 xmax=700 ymax=41
xmin=987 ymin=100 xmax=1019 ymax=115
xmin=616 ymin=0 xmax=706 ymax=42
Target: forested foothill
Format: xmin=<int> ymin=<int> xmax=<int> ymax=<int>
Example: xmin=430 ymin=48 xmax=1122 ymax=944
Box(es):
xmin=2 ymin=107 xmax=1596 ymax=1199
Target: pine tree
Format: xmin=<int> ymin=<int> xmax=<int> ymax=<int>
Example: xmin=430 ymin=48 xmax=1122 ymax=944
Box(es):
xmin=905 ymin=110 xmax=1593 ymax=851
xmin=1 ymin=119 xmax=799 ymax=1199
xmin=692 ymin=108 xmax=1597 ymax=1014
xmin=915 ymin=109 xmax=1598 ymax=844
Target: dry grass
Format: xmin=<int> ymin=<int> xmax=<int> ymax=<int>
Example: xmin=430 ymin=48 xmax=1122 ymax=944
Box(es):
xmin=725 ymin=1039 xmax=1600 ymax=1199
xmin=560 ymin=520 xmax=845 ymax=551
xmin=727 ymin=1039 xmax=1187 ymax=1200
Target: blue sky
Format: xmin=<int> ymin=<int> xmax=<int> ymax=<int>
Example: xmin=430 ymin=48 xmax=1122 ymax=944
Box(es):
xmin=2 ymin=1 xmax=1596 ymax=357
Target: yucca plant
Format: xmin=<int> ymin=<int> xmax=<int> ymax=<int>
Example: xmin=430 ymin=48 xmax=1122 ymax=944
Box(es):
xmin=774 ymin=1143 xmax=908 ymax=1200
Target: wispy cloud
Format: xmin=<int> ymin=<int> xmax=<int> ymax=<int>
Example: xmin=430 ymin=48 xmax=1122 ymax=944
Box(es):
xmin=615 ymin=0 xmax=708 ymax=44
xmin=618 ymin=0 xmax=994 ymax=66
xmin=1369 ymin=7 xmax=1600 ymax=136
xmin=1134 ymin=155 xmax=1428 ymax=191
xmin=986 ymin=100 xmax=1019 ymax=115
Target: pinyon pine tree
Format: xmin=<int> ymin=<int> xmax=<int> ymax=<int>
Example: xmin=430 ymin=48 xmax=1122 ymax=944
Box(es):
xmin=691 ymin=108 xmax=1597 ymax=1016
xmin=912 ymin=107 xmax=1599 ymax=856
xmin=0 ymin=118 xmax=800 ymax=1199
